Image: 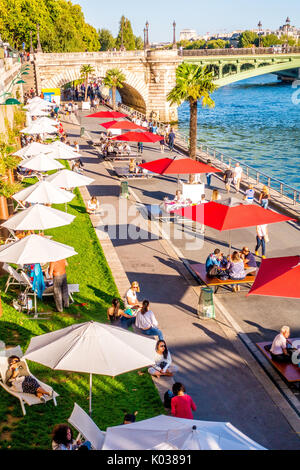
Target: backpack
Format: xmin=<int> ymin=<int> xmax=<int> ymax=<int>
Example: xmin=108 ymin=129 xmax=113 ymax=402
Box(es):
xmin=163 ymin=389 xmax=174 ymax=409
xmin=207 ymin=264 xmax=222 ymax=278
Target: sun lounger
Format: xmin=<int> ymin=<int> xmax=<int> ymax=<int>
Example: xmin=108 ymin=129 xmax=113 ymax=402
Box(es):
xmin=0 ymin=345 xmax=58 ymax=416
xmin=68 ymin=402 xmax=105 ymax=450
xmin=3 ymin=263 xmax=27 ymax=293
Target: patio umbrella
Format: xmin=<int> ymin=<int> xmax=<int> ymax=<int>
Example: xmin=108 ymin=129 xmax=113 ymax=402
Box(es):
xmin=247 ymin=256 xmax=300 ymax=299
xmin=21 ymin=122 xmax=58 ymax=135
xmin=13 ymin=142 xmax=53 ymax=159
xmin=13 ymin=180 xmax=75 ymax=205
xmin=0 ymin=234 xmax=77 ymax=264
xmin=35 ymin=117 xmax=59 ymax=127
xmin=112 ymin=131 xmax=162 ymax=143
xmin=46 ymin=148 xmax=81 ymax=161
xmin=1 ymin=204 xmax=75 ymax=231
xmin=100 ymin=120 xmax=144 ymax=130
xmin=102 ymin=415 xmax=266 ymax=450
xmin=48 ymin=141 xmax=80 ymax=156
xmin=23 ymin=321 xmax=156 ymax=415
xmin=138 ymin=157 xmax=221 ymax=175
xmin=173 ymin=199 xmax=293 ymax=252
xmin=28 ymin=108 xmax=50 ymax=117
xmin=27 ymin=97 xmax=56 ymax=107
xmin=19 ymin=153 xmax=64 ymax=172
xmin=85 ymin=111 xmax=127 ymax=118
xmin=46 ymin=169 xmax=94 ymax=189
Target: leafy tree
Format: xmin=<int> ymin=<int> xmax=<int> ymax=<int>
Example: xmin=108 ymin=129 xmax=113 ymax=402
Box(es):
xmin=167 ymin=64 xmax=216 ymax=180
xmin=135 ymin=35 xmax=144 ymax=50
xmin=238 ymin=30 xmax=258 ymax=48
xmin=115 ymin=16 xmax=136 ymax=50
xmin=98 ymin=28 xmax=115 ymax=51
xmin=259 ymin=34 xmax=281 ymax=47
xmin=103 ymin=68 xmax=126 ymax=110
xmin=206 ymin=39 xmax=226 ymax=49
xmin=185 ymin=39 xmax=206 ymax=50
xmin=80 ymin=64 xmax=95 ymax=101
xmin=279 ymin=35 xmax=296 ymax=46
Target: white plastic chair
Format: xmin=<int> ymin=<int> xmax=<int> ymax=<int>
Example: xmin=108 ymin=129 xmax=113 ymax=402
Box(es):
xmin=0 ymin=345 xmax=58 ymax=416
xmin=68 ymin=403 xmax=105 ymax=450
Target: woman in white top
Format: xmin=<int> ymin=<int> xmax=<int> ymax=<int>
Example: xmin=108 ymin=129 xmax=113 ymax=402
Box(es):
xmin=135 ymin=300 xmax=164 ymax=340
xmin=255 ymin=224 xmax=268 ymax=259
xmin=148 ymin=340 xmax=177 ymax=378
xmin=125 ymin=281 xmax=141 ymax=309
xmin=87 ymin=196 xmax=100 ymax=214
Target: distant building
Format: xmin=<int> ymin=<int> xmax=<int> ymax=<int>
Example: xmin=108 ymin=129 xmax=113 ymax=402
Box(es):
xmin=179 ymin=29 xmax=198 ymax=41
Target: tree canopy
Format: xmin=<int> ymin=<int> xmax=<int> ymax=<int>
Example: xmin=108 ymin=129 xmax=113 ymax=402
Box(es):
xmin=0 ymin=0 xmax=100 ymax=52
xmin=115 ymin=16 xmax=136 ymax=50
xmin=98 ymin=28 xmax=115 ymax=51
xmin=238 ymin=30 xmax=258 ymax=48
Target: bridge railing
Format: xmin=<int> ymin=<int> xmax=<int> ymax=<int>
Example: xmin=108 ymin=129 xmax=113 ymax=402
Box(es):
xmin=118 ymin=102 xmax=300 ymax=205
xmin=182 ymin=46 xmax=300 ymax=56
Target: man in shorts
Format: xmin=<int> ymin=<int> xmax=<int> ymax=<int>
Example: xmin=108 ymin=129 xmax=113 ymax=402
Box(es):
xmin=223 ymin=165 xmax=233 ymax=193
xmin=233 ymin=163 xmax=243 ymax=193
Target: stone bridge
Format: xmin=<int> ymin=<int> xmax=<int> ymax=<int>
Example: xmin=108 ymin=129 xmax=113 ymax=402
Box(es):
xmin=34 ymin=48 xmax=300 ymax=122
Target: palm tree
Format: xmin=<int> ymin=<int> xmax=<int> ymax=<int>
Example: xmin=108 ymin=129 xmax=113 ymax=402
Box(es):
xmin=80 ymin=65 xmax=95 ymax=101
xmin=103 ymin=68 xmax=126 ymax=110
xmin=167 ymin=63 xmax=217 ymax=180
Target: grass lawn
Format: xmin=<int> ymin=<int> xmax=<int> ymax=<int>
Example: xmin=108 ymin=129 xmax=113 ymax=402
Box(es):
xmin=0 ymin=186 xmax=164 ymax=450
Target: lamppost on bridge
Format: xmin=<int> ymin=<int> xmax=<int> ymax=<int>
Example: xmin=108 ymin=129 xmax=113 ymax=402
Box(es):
xmin=172 ymin=20 xmax=177 ymax=49
xmin=145 ymin=21 xmax=149 ymax=48
xmin=285 ymin=17 xmax=291 ymax=46
xmin=257 ymin=21 xmax=262 ymax=47
xmin=143 ymin=27 xmax=147 ymax=50
xmin=36 ymin=24 xmax=42 ymax=53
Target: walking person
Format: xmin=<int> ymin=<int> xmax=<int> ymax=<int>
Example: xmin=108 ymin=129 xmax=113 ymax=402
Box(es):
xmin=206 ymin=159 xmax=213 ymax=187
xmin=255 ymin=224 xmax=268 ymax=259
xmin=168 ymin=128 xmax=176 ymax=152
xmin=233 ymin=162 xmax=243 ymax=193
xmin=245 ymin=184 xmax=255 ymax=204
xmin=49 ymin=259 xmax=69 ymax=312
xmin=159 ymin=135 xmax=165 ymax=153
xmin=259 ymin=186 xmax=270 ymax=209
xmin=137 ymin=142 xmax=143 ymax=154
xmin=171 ymin=382 xmax=197 ymax=419
xmin=223 ymin=165 xmax=233 ymax=193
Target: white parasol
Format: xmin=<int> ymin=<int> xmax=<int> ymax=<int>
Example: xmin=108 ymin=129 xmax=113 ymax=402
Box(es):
xmin=19 ymin=153 xmax=64 ymax=172
xmin=46 ymin=170 xmax=94 ymax=189
xmin=1 ymin=204 xmax=75 ymax=231
xmin=13 ymin=180 xmax=75 ymax=205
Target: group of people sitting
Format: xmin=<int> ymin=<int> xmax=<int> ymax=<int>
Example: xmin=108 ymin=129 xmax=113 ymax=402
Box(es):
xmin=205 ymin=247 xmax=257 ymax=291
xmin=98 ymin=138 xmax=131 ymax=157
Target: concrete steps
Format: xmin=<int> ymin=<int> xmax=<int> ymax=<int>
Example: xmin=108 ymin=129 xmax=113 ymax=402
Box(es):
xmin=22 ymin=62 xmax=37 ymax=96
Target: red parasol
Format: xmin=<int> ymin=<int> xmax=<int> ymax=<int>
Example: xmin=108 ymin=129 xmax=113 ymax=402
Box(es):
xmin=100 ymin=120 xmax=145 ymax=130
xmin=85 ymin=111 xmax=127 ymax=118
xmin=173 ymin=198 xmax=294 ymax=252
xmin=138 ymin=157 xmax=221 ymax=175
xmin=247 ymin=256 xmax=300 ymax=299
xmin=173 ymin=199 xmax=293 ymax=231
xmin=111 ymin=131 xmax=163 ymax=143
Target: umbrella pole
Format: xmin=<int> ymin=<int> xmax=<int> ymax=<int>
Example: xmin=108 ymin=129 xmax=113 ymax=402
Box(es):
xmin=228 ymin=230 xmax=232 ymax=254
xmin=89 ymin=373 xmax=92 ymax=416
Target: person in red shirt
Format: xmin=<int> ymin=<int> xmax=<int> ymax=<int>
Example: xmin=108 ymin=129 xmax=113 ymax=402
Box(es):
xmin=171 ymin=382 xmax=196 ymax=420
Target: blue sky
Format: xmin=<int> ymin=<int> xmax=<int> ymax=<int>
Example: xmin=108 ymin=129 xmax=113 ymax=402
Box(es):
xmin=76 ymin=0 xmax=300 ymax=42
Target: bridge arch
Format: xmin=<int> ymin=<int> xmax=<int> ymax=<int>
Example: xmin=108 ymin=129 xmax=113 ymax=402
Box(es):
xmin=41 ymin=65 xmax=148 ymax=113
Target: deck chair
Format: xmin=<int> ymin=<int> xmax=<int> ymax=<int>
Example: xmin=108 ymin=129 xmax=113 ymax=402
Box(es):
xmin=3 ymin=263 xmax=27 ymax=293
xmin=20 ymin=271 xmax=79 ymax=318
xmin=0 ymin=345 xmax=58 ymax=416
xmin=68 ymin=403 xmax=105 ymax=450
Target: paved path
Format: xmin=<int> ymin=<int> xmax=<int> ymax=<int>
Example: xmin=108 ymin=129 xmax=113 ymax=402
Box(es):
xmin=63 ymin=108 xmax=300 ymax=450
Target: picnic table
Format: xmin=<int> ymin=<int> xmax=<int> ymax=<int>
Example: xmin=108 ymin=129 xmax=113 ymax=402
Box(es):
xmin=104 ymin=152 xmax=139 ymax=162
xmin=257 ymin=339 xmax=300 ymax=385
xmin=114 ymin=166 xmax=152 ymax=180
xmin=190 ymin=262 xmax=256 ymax=293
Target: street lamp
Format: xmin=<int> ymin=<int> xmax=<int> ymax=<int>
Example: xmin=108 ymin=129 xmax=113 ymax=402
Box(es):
xmin=172 ymin=20 xmax=177 ymax=49
xmin=258 ymin=21 xmax=262 ymax=47
xmin=143 ymin=28 xmax=146 ymax=50
xmin=145 ymin=21 xmax=149 ymax=48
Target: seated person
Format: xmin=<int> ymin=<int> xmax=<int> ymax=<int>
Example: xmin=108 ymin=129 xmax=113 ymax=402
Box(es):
xmin=148 ymin=340 xmax=178 ymax=378
xmin=270 ymin=326 xmax=295 ymax=363
xmin=87 ymin=196 xmax=100 ymax=214
xmin=106 ymin=143 xmax=114 ymax=154
xmin=107 ymin=298 xmax=124 ymax=325
xmin=123 ymin=143 xmax=131 ymax=155
xmin=52 ymin=424 xmax=91 ymax=450
xmin=173 ymin=190 xmax=185 ymax=205
xmin=240 ymin=246 xmax=257 ymax=274
xmin=116 ymin=143 xmax=123 ymax=154
xmin=226 ymin=251 xmax=246 ymax=292
xmin=5 ymin=355 xmax=52 ymax=402
xmin=72 ymin=161 xmax=83 ymax=174
xmin=129 ymin=158 xmax=136 ymax=174
xmin=123 ymin=412 xmax=138 ymax=425
xmin=205 ymin=249 xmax=225 ymax=274
xmin=125 ymin=281 xmax=142 ymax=310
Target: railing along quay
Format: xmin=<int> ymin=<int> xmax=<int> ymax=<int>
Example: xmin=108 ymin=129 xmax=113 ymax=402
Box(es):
xmin=119 ymin=102 xmax=300 ymax=208
xmin=182 ymin=46 xmax=300 ymax=56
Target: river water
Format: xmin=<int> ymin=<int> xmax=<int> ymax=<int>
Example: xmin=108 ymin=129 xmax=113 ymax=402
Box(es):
xmin=177 ymin=74 xmax=300 ymax=190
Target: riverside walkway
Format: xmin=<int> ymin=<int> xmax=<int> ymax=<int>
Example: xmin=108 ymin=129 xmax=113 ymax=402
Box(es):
xmin=63 ymin=107 xmax=300 ymax=450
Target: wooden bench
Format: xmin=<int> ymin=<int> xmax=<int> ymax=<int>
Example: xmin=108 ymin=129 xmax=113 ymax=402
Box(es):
xmin=256 ymin=340 xmax=300 ymax=384
xmin=190 ymin=262 xmax=256 ymax=293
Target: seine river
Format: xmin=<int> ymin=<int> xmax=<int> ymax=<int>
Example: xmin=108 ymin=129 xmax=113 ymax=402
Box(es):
xmin=178 ymin=74 xmax=300 ymax=190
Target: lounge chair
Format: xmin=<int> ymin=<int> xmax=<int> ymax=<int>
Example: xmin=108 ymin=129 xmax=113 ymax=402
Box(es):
xmin=68 ymin=403 xmax=105 ymax=450
xmin=3 ymin=263 xmax=27 ymax=293
xmin=0 ymin=345 xmax=58 ymax=416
